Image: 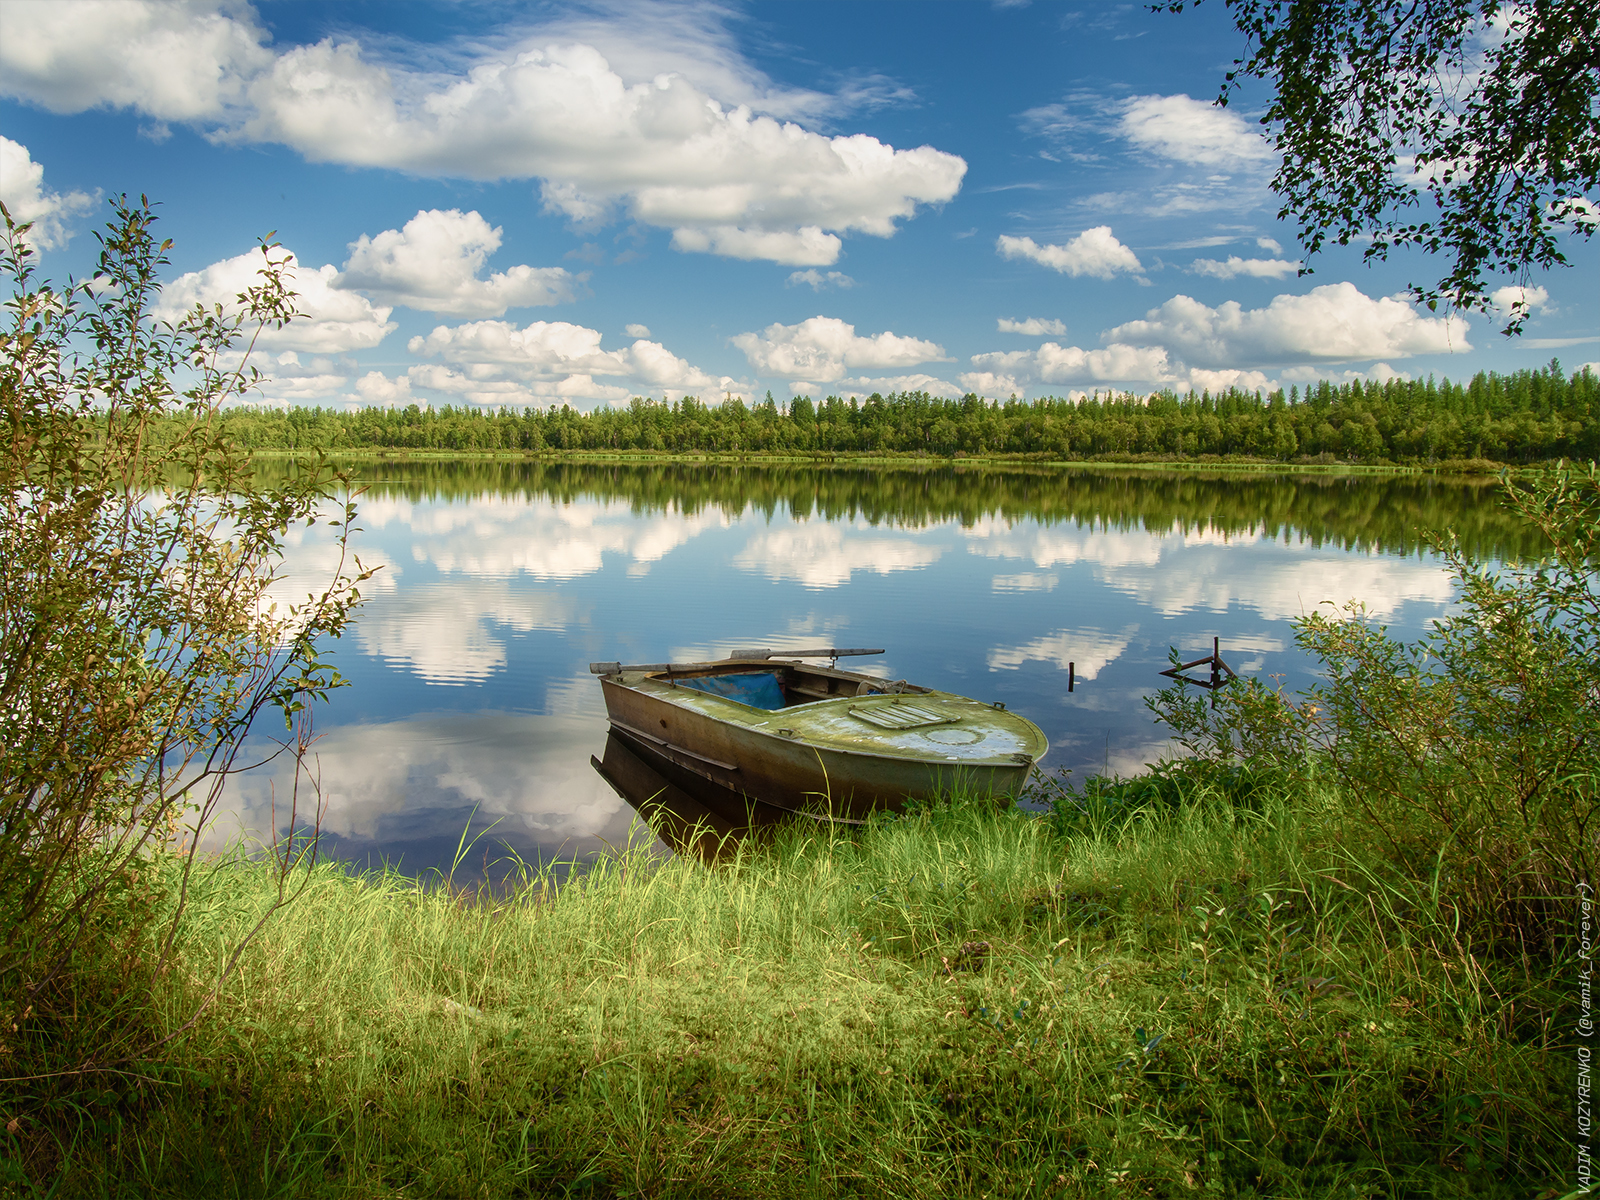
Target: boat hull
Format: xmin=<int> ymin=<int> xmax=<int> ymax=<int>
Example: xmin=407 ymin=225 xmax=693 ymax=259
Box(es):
xmin=592 ymin=732 xmax=807 ymax=862
xmin=597 ymin=660 xmax=1046 ymax=820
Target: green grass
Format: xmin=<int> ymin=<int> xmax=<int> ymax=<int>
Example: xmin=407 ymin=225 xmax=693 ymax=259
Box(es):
xmin=13 ymin=785 xmax=1567 ymax=1198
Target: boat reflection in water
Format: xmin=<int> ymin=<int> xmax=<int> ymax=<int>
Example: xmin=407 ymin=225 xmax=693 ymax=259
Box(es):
xmin=592 ymin=731 xmax=848 ymax=863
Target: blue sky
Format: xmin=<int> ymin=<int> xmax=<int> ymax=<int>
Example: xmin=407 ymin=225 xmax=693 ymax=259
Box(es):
xmin=2 ymin=0 xmax=1595 ymax=409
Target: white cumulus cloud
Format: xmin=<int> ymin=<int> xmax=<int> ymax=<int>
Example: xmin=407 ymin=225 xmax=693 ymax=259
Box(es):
xmin=965 ymin=342 xmax=1171 ymax=387
xmin=0 ymin=0 xmax=271 ymax=121
xmin=1104 ymin=283 xmax=1471 ymax=368
xmin=337 ymin=209 xmax=576 ymax=316
xmin=1182 ymin=367 xmax=1279 ymax=394
xmin=821 ymin=374 xmax=964 ymax=399
xmin=998 ymin=317 xmax=1067 ymax=336
xmin=953 ymin=371 xmax=1017 ymax=400
xmin=787 ymin=269 xmax=856 ymax=290
xmin=351 ymin=370 xmax=413 ymax=406
xmin=1118 ymin=93 xmax=1273 ymax=167
xmin=996 ymin=228 xmax=1142 ymax=279
xmin=483 ymin=6 xmax=914 ymax=129
xmin=191 ymin=350 xmax=359 ymax=408
xmin=956 ymin=371 xmax=1026 ymax=398
xmin=732 ymin=316 xmax=948 ymax=381
xmin=411 ymin=320 xmax=622 ymax=372
xmin=0 ymin=4 xmax=966 ymax=266
xmin=1487 ymin=284 xmax=1552 ymax=320
xmin=670 ymin=224 xmax=845 ymax=267
xmin=407 ymin=363 xmax=629 ymax=408
xmin=1280 ymin=363 xmax=1410 ymax=386
xmin=624 ymin=323 xmax=651 ymax=338
xmin=156 ymin=248 xmax=397 ymax=354
xmin=408 ymin=318 xmax=747 ymax=405
xmin=252 ymin=373 xmax=349 ymax=404
xmin=1189 ymin=256 xmax=1301 ymax=280
xmin=0 ymin=137 xmax=93 ymax=249
xmin=1553 ymin=197 xmax=1598 ymax=229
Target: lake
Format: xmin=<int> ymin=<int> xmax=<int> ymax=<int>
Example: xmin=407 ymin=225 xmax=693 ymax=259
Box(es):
xmin=211 ymin=460 xmax=1530 ymax=880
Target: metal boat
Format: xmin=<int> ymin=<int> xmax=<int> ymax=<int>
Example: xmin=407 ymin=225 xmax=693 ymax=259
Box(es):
xmin=589 ymin=648 xmax=1048 ymax=820
xmin=591 ymin=731 xmax=791 ymax=862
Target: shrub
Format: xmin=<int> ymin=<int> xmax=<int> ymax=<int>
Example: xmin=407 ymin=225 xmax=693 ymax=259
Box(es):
xmin=1150 ymin=462 xmax=1600 ymax=952
xmin=0 ymin=198 xmax=369 ymax=1092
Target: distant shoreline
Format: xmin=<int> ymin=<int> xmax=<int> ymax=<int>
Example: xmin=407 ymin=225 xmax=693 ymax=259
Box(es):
xmin=246 ymin=447 xmax=1519 ymax=476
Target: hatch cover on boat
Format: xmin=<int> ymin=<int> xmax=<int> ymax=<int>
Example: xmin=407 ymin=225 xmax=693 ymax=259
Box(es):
xmin=849 ymin=702 xmax=957 ymax=730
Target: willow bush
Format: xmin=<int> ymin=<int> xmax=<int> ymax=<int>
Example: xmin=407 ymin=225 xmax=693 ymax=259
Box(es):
xmin=1151 ymin=462 xmax=1600 ymax=951
xmin=0 ymin=198 xmax=369 ymax=1096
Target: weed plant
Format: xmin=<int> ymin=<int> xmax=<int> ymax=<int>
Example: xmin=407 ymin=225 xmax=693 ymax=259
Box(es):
xmin=10 ymin=780 xmax=1561 ymax=1198
xmin=0 ymin=199 xmax=367 ymax=1111
xmin=1153 ymin=461 xmax=1599 ymax=958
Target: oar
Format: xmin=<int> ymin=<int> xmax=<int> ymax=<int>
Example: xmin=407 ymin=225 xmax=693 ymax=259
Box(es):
xmin=590 ymin=648 xmax=884 ymax=675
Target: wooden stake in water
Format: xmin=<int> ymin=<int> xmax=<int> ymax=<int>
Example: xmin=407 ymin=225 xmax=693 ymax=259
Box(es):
xmin=1157 ymin=637 xmax=1237 ymax=707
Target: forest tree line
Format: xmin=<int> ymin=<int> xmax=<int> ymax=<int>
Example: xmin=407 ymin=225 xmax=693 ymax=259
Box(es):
xmin=199 ymin=363 xmax=1596 ymax=464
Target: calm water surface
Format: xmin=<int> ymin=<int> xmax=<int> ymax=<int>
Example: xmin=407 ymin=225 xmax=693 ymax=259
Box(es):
xmin=212 ymin=462 xmax=1530 ymax=878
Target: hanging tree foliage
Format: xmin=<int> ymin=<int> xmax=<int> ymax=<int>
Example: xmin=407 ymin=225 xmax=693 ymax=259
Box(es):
xmin=1157 ymin=0 xmax=1599 ymax=332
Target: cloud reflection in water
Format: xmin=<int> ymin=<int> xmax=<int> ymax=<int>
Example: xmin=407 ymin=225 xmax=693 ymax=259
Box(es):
xmin=355 ymin=581 xmax=586 ymax=683
xmin=205 ymin=713 xmax=639 ymax=881
xmin=364 ymin=494 xmax=732 ymax=579
xmin=734 ymin=524 xmax=943 ymax=588
xmin=227 ymin=467 xmax=1482 ymax=875
xmin=963 ymin=520 xmax=1453 ymax=619
xmin=988 ymin=625 xmax=1141 ymax=680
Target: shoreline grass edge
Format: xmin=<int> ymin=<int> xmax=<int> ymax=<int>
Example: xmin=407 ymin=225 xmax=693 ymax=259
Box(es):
xmin=26 ymin=784 xmax=1563 ymax=1198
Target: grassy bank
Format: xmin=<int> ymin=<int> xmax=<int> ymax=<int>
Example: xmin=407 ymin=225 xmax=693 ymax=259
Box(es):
xmin=27 ymin=785 xmax=1563 ymax=1198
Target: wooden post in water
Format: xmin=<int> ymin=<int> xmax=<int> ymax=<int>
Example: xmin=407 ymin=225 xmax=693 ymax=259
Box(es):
xmin=1069 ymin=662 xmax=1075 ymax=693
xmin=1158 ymin=637 xmax=1237 ymax=707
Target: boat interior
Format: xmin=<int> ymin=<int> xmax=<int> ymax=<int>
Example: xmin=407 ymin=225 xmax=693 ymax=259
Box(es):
xmin=657 ymin=659 xmax=928 ymax=712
